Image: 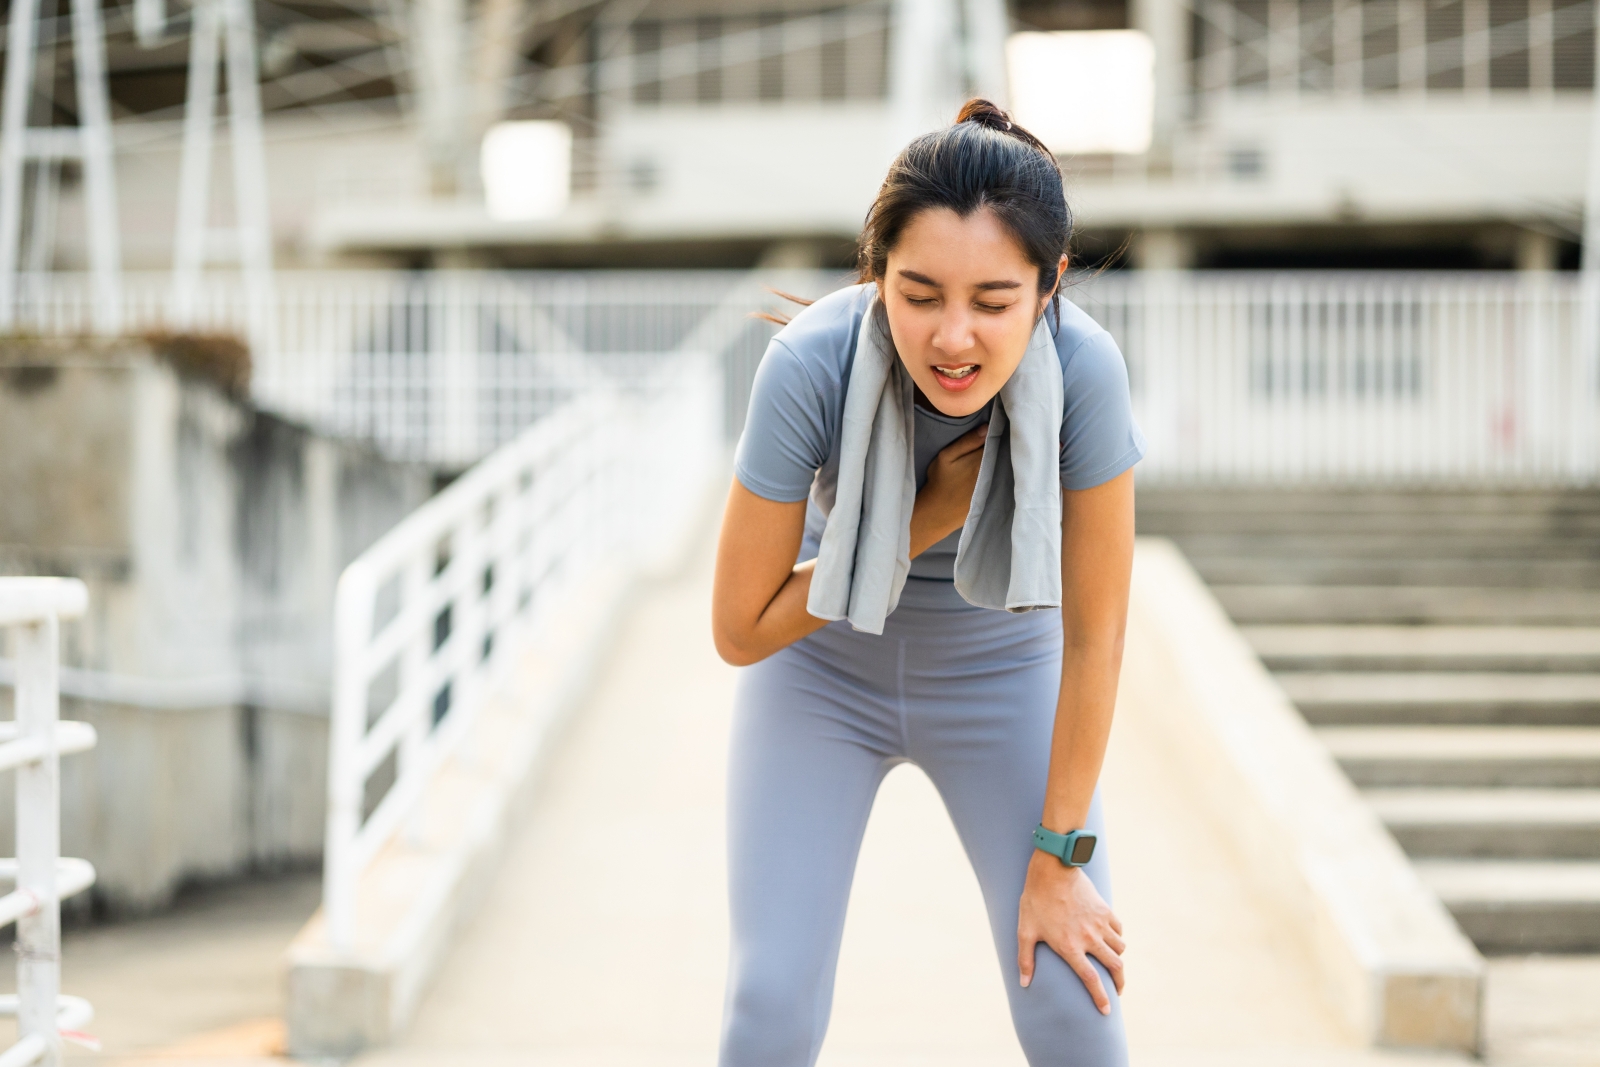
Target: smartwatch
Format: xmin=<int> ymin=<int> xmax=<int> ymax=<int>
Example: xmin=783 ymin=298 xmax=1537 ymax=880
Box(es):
xmin=1033 ymin=824 xmax=1096 ymax=867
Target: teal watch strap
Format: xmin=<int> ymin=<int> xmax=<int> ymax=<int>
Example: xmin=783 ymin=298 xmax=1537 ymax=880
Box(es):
xmin=1033 ymin=824 xmax=1097 ymax=867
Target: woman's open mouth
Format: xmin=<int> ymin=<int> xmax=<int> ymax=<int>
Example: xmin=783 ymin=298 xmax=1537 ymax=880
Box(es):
xmin=932 ymin=363 xmax=981 ymax=392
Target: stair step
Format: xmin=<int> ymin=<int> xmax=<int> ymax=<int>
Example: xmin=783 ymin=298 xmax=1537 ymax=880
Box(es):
xmin=1214 ymin=585 xmax=1600 ymax=626
xmin=1157 ymin=532 xmax=1600 ymax=561
xmin=1415 ymin=859 xmax=1600 ymax=953
xmin=1316 ymin=726 xmax=1600 ymax=787
xmin=1192 ymin=557 xmax=1600 ymax=588
xmin=1278 ymin=672 xmax=1600 ymax=725
xmin=1366 ymin=788 xmax=1600 ymax=858
xmin=1245 ymin=625 xmax=1600 ymax=673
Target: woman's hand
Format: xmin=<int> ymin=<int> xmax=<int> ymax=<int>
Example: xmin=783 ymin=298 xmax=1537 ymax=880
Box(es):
xmin=1017 ymin=850 xmax=1125 ymax=1013
xmin=909 ymin=424 xmax=987 ymax=558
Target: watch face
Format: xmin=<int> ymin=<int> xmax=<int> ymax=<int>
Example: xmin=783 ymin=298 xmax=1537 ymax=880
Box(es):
xmin=1070 ymin=834 xmax=1097 ymax=865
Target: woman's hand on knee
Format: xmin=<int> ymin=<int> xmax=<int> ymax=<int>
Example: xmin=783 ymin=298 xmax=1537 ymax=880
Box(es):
xmin=1016 ymin=851 xmax=1125 ymax=1015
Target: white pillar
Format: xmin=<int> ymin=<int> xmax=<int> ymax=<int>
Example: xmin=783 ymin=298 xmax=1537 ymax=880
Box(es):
xmin=1132 ymin=0 xmax=1187 ymax=157
xmin=1516 ymin=228 xmax=1559 ymax=272
xmin=1135 ymin=227 xmax=1194 ymax=270
xmin=888 ymin=0 xmax=964 ymax=154
xmin=960 ymin=0 xmax=1010 ymax=104
xmin=416 ymin=0 xmax=466 ymax=196
xmin=1580 ymin=0 xmax=1600 ymax=382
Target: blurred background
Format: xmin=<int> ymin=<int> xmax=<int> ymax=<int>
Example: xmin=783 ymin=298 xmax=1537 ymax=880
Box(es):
xmin=0 ymin=0 xmax=1598 ymax=1063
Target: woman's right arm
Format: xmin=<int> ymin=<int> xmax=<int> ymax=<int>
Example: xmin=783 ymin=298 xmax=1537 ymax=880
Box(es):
xmin=712 ymin=424 xmax=988 ymax=666
xmin=711 ymin=483 xmax=825 ymax=666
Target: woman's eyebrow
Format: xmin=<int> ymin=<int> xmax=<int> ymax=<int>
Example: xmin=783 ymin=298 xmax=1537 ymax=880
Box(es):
xmin=897 ymin=271 xmax=1022 ymax=292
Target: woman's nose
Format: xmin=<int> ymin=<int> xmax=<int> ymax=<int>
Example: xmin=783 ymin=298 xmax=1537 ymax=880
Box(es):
xmin=932 ymin=309 xmax=977 ymax=356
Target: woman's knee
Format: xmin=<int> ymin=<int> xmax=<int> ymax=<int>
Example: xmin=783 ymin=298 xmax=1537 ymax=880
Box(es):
xmin=719 ymin=959 xmax=830 ymax=1067
xmin=1008 ymin=947 xmax=1128 ymax=1067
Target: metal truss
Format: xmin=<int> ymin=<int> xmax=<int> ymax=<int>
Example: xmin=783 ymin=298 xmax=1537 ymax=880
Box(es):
xmin=0 ymin=0 xmax=121 ymax=332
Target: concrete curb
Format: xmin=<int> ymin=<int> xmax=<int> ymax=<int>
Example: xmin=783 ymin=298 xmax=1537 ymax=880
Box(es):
xmin=1128 ymin=539 xmax=1484 ymax=1053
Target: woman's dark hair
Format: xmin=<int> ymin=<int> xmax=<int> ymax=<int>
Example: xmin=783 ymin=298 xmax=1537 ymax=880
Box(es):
xmin=860 ymin=98 xmax=1069 ymax=301
xmin=758 ymin=99 xmax=1071 ymax=325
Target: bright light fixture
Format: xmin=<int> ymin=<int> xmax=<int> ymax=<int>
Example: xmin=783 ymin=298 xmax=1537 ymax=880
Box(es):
xmin=1007 ymin=31 xmax=1155 ymax=156
xmin=481 ymin=121 xmax=573 ymax=221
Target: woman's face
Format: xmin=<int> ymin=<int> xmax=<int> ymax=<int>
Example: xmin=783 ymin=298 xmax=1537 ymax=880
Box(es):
xmin=878 ymin=206 xmax=1065 ymax=418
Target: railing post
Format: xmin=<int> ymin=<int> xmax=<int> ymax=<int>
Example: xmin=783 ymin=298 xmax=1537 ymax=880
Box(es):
xmin=325 ymin=568 xmax=375 ymax=953
xmin=13 ymin=613 xmax=61 ymax=1066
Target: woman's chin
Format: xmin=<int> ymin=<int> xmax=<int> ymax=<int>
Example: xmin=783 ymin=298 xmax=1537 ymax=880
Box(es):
xmin=921 ymin=376 xmax=996 ymax=418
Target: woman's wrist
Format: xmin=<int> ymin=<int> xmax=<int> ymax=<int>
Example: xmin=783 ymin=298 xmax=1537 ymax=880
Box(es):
xmin=909 ymin=490 xmax=962 ymax=558
xmin=1027 ymin=847 xmax=1082 ymax=881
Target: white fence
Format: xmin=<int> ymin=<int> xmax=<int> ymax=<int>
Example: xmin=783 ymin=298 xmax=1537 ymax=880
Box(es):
xmin=0 ymin=580 xmax=98 ymax=1067
xmin=1074 ymin=272 xmax=1600 ymax=486
xmin=8 ymin=269 xmax=1599 ymax=484
xmin=321 ymin=351 xmax=720 ymax=949
xmin=7 ymin=269 xmax=797 ymax=467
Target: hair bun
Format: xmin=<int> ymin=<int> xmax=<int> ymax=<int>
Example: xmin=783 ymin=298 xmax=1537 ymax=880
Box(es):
xmin=956 ymin=98 xmax=1014 ymax=132
xmin=954 ymin=97 xmax=1053 ymax=157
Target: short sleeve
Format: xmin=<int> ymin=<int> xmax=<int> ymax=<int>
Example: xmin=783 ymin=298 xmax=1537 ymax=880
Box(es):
xmin=1059 ymin=330 xmax=1146 ymax=490
xmin=733 ymin=339 xmax=830 ymax=503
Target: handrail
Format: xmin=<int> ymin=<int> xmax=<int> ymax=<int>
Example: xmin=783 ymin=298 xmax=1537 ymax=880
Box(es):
xmin=0 ymin=579 xmax=99 ymax=1067
xmin=322 ymin=349 xmax=720 ymax=950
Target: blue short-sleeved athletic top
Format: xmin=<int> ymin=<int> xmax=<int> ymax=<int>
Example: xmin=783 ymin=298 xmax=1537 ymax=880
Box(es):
xmin=734 ymin=282 xmax=1146 ymax=582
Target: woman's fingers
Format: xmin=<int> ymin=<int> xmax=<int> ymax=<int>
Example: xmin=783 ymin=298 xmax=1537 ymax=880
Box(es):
xmin=1065 ymin=949 xmax=1111 ymax=1015
xmin=1104 ymin=927 xmax=1126 ymax=955
xmin=1092 ymin=938 xmax=1126 ymax=994
xmin=1017 ymin=931 xmax=1038 ymax=988
xmin=940 ymin=424 xmax=989 ymax=461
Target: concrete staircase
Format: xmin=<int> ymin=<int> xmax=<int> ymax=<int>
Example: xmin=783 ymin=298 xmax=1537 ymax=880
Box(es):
xmin=1138 ymin=488 xmax=1600 ymax=953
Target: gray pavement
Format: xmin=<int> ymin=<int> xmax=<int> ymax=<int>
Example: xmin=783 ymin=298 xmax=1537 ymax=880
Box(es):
xmin=15 ymin=539 xmax=1600 ymax=1065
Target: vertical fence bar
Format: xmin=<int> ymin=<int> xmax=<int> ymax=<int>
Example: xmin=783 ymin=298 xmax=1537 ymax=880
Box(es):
xmin=13 ymin=613 xmax=60 ymax=1066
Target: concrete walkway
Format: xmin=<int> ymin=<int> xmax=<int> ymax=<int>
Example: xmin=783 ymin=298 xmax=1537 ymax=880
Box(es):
xmin=21 ymin=536 xmax=1600 ymax=1066
xmin=349 ymin=542 xmax=1470 ymax=1067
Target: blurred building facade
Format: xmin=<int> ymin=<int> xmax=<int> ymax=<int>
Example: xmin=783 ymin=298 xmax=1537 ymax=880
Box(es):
xmin=16 ymin=0 xmax=1595 ymax=272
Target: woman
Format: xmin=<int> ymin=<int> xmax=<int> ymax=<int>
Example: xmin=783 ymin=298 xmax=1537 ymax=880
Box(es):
xmin=711 ymin=99 xmax=1144 ymax=1067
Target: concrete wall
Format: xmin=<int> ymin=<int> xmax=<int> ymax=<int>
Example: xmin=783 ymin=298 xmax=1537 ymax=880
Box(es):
xmin=0 ymin=340 xmax=432 ymax=912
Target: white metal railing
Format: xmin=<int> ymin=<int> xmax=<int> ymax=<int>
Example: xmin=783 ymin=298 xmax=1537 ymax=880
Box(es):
xmin=1069 ymin=271 xmax=1600 ymax=485
xmin=8 ymin=269 xmax=1598 ymax=484
xmin=0 ymin=579 xmax=99 ymax=1067
xmin=5 ymin=269 xmax=805 ymax=467
xmin=321 ymin=349 xmax=720 ymax=950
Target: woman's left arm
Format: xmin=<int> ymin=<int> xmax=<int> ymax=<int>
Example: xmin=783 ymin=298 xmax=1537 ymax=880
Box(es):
xmin=1016 ymin=467 xmax=1135 ymax=1011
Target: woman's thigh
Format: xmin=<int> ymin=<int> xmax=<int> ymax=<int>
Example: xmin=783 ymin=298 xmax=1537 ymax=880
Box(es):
xmin=721 ymin=639 xmax=901 ymax=1067
xmin=903 ymin=628 xmax=1129 ymax=1067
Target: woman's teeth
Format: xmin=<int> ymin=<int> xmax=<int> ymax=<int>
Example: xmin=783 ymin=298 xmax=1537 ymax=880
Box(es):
xmin=935 ymin=365 xmax=978 ymax=380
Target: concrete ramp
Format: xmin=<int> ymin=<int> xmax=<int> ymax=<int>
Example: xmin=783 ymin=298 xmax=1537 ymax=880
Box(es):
xmin=348 ymin=538 xmax=1476 ymax=1067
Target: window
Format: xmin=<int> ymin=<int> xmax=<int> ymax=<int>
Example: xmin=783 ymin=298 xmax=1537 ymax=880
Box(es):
xmin=627 ymin=5 xmax=889 ymax=106
xmin=1192 ymin=0 xmax=1595 ymax=94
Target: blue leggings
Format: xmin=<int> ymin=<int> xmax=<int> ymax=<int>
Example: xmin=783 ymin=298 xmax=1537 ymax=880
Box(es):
xmin=720 ymin=578 xmax=1128 ymax=1067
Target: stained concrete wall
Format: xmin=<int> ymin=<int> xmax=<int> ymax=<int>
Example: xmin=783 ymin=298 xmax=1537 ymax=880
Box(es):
xmin=0 ymin=340 xmax=432 ymax=913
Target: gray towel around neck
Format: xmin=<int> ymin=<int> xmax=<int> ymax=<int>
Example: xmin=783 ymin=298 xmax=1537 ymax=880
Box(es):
xmin=807 ymin=299 xmax=1064 ymax=635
